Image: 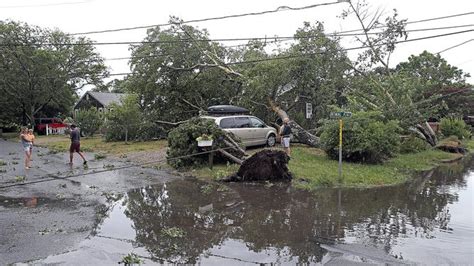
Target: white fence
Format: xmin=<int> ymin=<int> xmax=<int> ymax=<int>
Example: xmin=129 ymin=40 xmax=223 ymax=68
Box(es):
xmin=45 ymin=124 xmax=67 ymax=135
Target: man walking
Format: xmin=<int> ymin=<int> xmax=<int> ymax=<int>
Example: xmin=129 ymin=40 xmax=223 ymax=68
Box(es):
xmin=69 ymin=124 xmax=87 ymax=165
xmin=279 ymin=118 xmax=292 ymax=157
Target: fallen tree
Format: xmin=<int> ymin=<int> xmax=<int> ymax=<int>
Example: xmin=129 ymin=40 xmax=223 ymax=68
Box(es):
xmin=221 ymin=149 xmax=292 ymax=182
xmin=167 ymin=117 xmax=248 ymax=168
xmin=269 ymin=99 xmax=321 ymax=148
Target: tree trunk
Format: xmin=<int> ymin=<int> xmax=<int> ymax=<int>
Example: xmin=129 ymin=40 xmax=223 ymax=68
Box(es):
xmin=218 ymin=149 xmax=243 ymax=165
xmin=268 ymin=98 xmax=321 ymax=148
xmin=415 ymin=123 xmax=437 ymax=147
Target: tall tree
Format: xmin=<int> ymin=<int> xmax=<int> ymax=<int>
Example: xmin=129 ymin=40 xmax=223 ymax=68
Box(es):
xmin=341 ymin=1 xmax=444 ymax=145
xmin=0 ymin=20 xmax=108 ymax=126
xmin=395 ymin=51 xmax=472 ymax=118
xmin=127 ymin=17 xmax=240 ymax=123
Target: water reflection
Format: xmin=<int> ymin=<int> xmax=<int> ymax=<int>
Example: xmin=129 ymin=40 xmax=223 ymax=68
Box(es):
xmin=114 ymin=156 xmax=473 ymax=264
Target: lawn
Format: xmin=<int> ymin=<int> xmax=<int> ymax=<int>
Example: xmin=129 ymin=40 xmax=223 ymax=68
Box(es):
xmin=193 ymin=140 xmax=473 ymax=189
xmin=34 ymin=135 xmax=167 ymax=156
xmin=32 ymin=134 xmax=473 ymax=189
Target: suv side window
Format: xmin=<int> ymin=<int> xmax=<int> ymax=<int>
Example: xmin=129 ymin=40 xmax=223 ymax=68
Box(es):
xmin=250 ymin=117 xmax=265 ymax=128
xmin=234 ymin=117 xmax=252 ymax=128
xmin=220 ymin=118 xmax=235 ymax=129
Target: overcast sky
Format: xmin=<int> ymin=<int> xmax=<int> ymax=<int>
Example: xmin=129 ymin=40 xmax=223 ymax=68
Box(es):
xmin=2 ymin=0 xmax=473 ymax=85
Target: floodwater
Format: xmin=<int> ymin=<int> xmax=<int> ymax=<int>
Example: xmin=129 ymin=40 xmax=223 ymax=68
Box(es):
xmin=43 ymin=156 xmax=474 ymax=265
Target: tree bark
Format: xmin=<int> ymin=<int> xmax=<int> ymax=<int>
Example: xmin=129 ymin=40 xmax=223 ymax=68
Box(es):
xmin=218 ymin=149 xmax=243 ymax=165
xmin=268 ymin=98 xmax=321 ymax=148
xmin=414 ymin=123 xmax=437 ymax=147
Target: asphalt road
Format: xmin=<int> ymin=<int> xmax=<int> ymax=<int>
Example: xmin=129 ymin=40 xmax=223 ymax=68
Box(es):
xmin=0 ymin=138 xmax=178 ymax=265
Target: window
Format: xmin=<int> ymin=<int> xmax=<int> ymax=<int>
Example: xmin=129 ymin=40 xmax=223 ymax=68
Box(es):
xmin=250 ymin=117 xmax=265 ymax=128
xmin=234 ymin=117 xmax=251 ymax=128
xmin=220 ymin=118 xmax=235 ymax=129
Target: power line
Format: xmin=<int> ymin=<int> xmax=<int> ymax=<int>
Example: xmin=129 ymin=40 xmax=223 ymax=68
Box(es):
xmin=337 ymin=11 xmax=474 ymax=34
xmin=3 ymin=28 xmax=473 ymax=79
xmin=67 ymin=10 xmax=474 ymax=38
xmin=68 ymin=1 xmax=344 ymax=36
xmin=100 ymin=28 xmax=474 ymax=63
xmin=436 ymin=38 xmax=474 ymax=54
xmin=4 ymin=24 xmax=474 ymax=48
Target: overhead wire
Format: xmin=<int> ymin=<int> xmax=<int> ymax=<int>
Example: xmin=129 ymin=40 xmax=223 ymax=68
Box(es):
xmin=4 ymin=23 xmax=474 ymax=47
xmin=6 ymin=27 xmax=473 ymax=79
xmin=337 ymin=11 xmax=474 ymax=34
xmin=68 ymin=0 xmax=344 ymax=36
xmin=66 ymin=8 xmax=474 ymax=37
xmin=436 ymin=38 xmax=474 ymax=54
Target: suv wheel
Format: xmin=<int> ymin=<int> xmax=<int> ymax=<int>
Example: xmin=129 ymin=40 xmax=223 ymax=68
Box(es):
xmin=267 ymin=134 xmax=276 ymax=147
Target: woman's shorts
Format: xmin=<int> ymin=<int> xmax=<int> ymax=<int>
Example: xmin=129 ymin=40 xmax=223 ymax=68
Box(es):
xmin=22 ymin=143 xmax=31 ymax=152
xmin=70 ymin=142 xmax=81 ymax=153
xmin=282 ymin=137 xmax=291 ymax=148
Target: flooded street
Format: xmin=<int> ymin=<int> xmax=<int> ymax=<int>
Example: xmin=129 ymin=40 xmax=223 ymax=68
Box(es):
xmin=37 ymin=155 xmax=474 ymax=265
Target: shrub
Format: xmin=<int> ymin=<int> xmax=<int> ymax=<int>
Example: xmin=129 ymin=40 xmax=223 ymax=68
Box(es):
xmin=440 ymin=117 xmax=471 ymax=140
xmin=167 ymin=118 xmax=230 ymax=169
xmin=104 ymin=95 xmax=141 ymax=142
xmin=75 ymin=108 xmax=103 ymax=137
xmin=320 ymin=112 xmax=401 ymax=164
xmin=400 ymin=135 xmax=430 ymax=154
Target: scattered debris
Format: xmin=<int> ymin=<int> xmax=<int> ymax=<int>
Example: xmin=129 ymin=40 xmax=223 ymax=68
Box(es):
xmin=94 ymin=153 xmax=107 ymax=160
xmin=103 ymin=164 xmax=115 ymax=169
xmin=161 ymin=227 xmax=185 ymax=238
xmin=38 ymin=228 xmax=51 ymax=235
xmin=120 ymin=252 xmax=143 ymax=265
xmin=15 ymin=175 xmax=26 ymax=182
xmin=200 ymin=184 xmax=214 ymax=195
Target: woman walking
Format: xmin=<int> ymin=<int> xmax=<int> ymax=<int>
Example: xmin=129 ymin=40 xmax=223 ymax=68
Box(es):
xmin=20 ymin=128 xmax=33 ymax=169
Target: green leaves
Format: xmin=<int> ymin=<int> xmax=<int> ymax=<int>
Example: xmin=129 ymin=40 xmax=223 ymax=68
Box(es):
xmin=0 ymin=20 xmax=107 ymax=126
xmin=75 ymin=108 xmax=103 ymax=137
xmin=321 ymin=111 xmax=401 ymax=164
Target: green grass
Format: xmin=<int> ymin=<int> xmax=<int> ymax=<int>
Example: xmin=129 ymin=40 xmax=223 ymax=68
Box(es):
xmin=290 ymin=145 xmax=461 ymax=189
xmin=191 ymin=142 xmax=467 ymax=189
xmin=34 ymin=135 xmax=167 ymax=156
xmin=1 ymin=132 xmax=19 ymax=140
xmin=191 ymin=163 xmax=240 ymax=180
xmin=465 ymin=139 xmax=474 ymax=150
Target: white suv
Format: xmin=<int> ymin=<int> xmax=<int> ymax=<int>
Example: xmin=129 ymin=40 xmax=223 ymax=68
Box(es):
xmin=201 ymin=115 xmax=277 ymax=147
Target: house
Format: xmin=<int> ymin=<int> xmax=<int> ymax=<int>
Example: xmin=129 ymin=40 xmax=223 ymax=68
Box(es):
xmin=73 ymin=91 xmax=126 ymax=118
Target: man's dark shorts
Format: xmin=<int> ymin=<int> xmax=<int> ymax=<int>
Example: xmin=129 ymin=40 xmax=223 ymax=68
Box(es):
xmin=70 ymin=142 xmax=81 ymax=153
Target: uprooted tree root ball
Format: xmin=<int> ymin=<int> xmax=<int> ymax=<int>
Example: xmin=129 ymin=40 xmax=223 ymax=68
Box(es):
xmin=222 ymin=149 xmax=292 ymax=182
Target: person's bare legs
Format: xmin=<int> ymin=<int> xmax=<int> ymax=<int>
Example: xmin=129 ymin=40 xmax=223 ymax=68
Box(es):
xmin=25 ymin=151 xmax=30 ymax=169
xmin=69 ymin=152 xmax=74 ymax=164
xmin=77 ymin=151 xmax=87 ymax=164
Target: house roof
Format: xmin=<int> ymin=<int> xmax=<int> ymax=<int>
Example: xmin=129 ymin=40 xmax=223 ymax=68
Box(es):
xmin=89 ymin=91 xmax=126 ymax=107
xmin=75 ymin=91 xmax=126 ymax=109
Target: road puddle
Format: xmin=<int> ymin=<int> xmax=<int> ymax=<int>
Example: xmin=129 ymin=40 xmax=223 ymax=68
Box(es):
xmin=43 ymin=155 xmax=474 ymax=264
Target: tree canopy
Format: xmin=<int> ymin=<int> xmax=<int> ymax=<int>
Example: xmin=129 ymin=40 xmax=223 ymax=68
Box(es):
xmin=0 ymin=20 xmax=108 ymax=127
